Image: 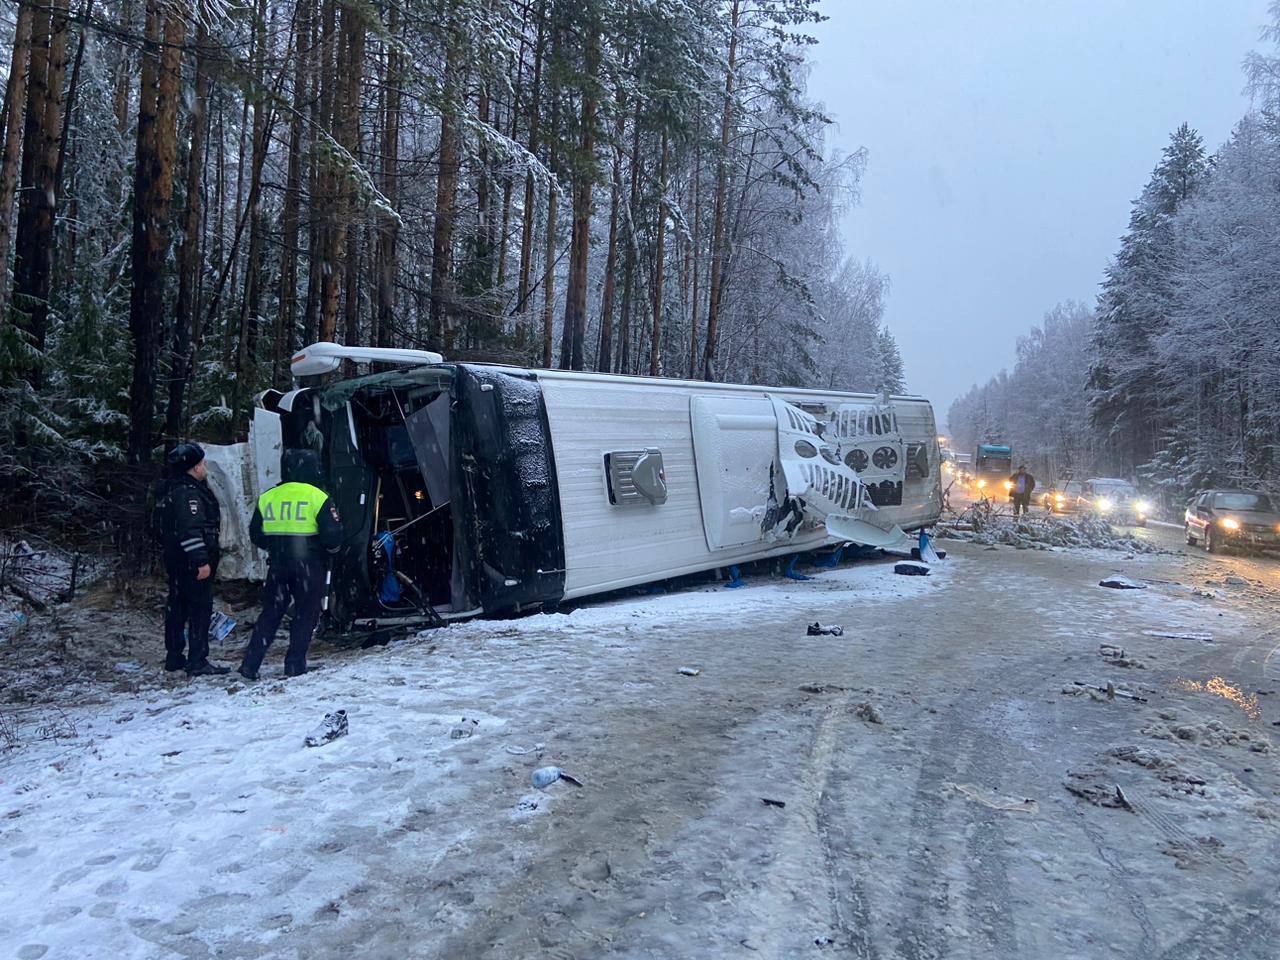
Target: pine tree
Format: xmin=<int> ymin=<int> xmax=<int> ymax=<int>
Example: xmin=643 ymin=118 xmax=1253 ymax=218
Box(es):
xmin=1089 ymin=123 xmax=1208 ymax=475
xmin=875 ymin=327 xmax=905 ymax=394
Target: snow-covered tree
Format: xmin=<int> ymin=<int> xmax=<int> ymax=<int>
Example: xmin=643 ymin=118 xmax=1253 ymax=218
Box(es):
xmin=1088 ymin=122 xmax=1209 ymax=476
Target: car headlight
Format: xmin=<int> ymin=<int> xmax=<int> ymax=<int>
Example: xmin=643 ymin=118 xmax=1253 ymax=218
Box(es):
xmin=1003 ymin=481 xmax=1013 ymax=492
xmin=1096 ymin=497 xmax=1114 ymax=513
xmin=976 ymin=479 xmax=986 ymax=489
xmin=1055 ymin=495 xmax=1065 ymax=504
xmin=1220 ymin=516 xmax=1240 ymax=531
xmin=1134 ymin=499 xmax=1151 ymax=514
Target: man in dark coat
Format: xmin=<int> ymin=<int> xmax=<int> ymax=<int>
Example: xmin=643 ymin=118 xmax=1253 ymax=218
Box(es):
xmin=161 ymin=443 xmax=230 ymax=676
xmin=1008 ymin=464 xmax=1037 ymax=517
xmin=238 ymin=449 xmax=343 ymax=680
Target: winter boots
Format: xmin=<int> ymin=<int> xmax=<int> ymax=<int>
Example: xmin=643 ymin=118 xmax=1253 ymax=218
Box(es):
xmin=304 ymin=710 xmax=348 ymax=748
xmin=187 ymin=661 xmax=231 ymax=677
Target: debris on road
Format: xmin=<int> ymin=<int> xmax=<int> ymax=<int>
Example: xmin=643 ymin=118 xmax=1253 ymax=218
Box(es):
xmin=1064 ymin=681 xmax=1148 ymax=702
xmin=531 ymin=766 xmax=584 ymax=789
xmin=1144 ymin=718 xmax=1268 ymax=751
xmin=1064 ymin=770 xmax=1134 ymax=810
xmin=678 ymin=666 xmax=701 ymax=676
xmin=450 ymin=717 xmax=479 ymax=739
xmin=304 ymin=709 xmax=348 ymax=747
xmin=1108 ymin=745 xmax=1209 ymax=795
xmin=854 ymin=701 xmax=884 ymax=724
xmin=505 ymin=742 xmax=546 ymax=756
xmin=1144 ymin=630 xmax=1214 ymax=644
xmin=1099 ymin=644 xmax=1146 ymax=669
xmin=760 ymin=797 xmax=787 ymax=808
xmin=949 ymin=781 xmax=1039 ymax=813
xmin=1099 ymin=575 xmax=1145 ymax=590
xmin=799 ymin=683 xmax=850 ymax=694
xmin=940 ymin=514 xmax=1161 ymax=553
xmin=806 ymin=622 xmax=844 ymax=636
xmin=894 ymin=561 xmax=930 ymax=576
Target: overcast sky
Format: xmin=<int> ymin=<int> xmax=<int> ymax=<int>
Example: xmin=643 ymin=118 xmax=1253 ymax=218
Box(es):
xmin=806 ymin=0 xmax=1268 ymax=427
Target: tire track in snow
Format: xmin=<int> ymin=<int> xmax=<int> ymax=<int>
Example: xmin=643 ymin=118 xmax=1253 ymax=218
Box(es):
xmin=740 ymin=693 xmax=877 ymax=959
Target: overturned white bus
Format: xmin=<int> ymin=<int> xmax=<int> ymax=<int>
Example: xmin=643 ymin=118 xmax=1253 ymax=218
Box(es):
xmin=203 ymin=343 xmax=944 ymax=632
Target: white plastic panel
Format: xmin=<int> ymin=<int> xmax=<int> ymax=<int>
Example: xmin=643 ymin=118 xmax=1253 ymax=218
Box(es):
xmin=690 ymin=395 xmax=778 ymax=549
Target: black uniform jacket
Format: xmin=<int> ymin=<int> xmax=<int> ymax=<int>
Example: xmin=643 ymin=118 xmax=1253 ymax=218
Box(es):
xmin=165 ymin=474 xmax=221 ymax=570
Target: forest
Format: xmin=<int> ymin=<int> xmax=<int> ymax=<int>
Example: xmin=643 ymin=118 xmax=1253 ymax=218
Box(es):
xmin=948 ymin=9 xmax=1280 ymax=506
xmin=0 ymin=0 xmax=904 ymax=540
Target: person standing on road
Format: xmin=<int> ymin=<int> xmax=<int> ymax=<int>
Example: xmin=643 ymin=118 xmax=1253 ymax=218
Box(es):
xmin=160 ymin=443 xmax=230 ymax=676
xmin=1009 ymin=465 xmax=1036 ymax=516
xmin=238 ymin=449 xmax=343 ymax=680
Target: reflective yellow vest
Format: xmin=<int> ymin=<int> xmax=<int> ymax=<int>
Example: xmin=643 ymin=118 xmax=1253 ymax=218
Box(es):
xmin=258 ymin=482 xmax=329 ymax=536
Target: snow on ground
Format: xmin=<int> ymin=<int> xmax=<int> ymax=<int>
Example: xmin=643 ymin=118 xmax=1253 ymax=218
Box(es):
xmin=2 ymin=541 xmax=1279 ymax=959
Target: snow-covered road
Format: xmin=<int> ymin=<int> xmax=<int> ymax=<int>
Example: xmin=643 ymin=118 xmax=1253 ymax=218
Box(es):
xmin=3 ymin=540 xmax=1279 ymax=959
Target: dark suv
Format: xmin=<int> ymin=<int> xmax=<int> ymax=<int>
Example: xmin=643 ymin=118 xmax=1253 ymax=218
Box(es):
xmin=1184 ymin=490 xmax=1280 ymax=553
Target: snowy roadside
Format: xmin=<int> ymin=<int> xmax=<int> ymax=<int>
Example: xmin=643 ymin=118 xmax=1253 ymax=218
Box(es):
xmin=3 ymin=541 xmax=1279 ymax=959
xmin=0 ymin=557 xmax=950 ymax=960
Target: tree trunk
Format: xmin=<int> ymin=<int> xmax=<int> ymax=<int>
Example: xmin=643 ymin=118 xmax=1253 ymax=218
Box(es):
xmin=596 ymin=97 xmax=625 ymax=372
xmin=648 ymin=128 xmax=668 ymax=376
xmin=55 ymin=0 xmax=92 ymax=290
xmin=515 ymin=3 xmax=546 ymax=344
xmin=317 ymin=0 xmax=342 ymax=342
xmin=429 ymin=43 xmax=461 ymax=352
xmin=302 ymin=0 xmax=323 ymax=345
xmin=235 ymin=0 xmax=270 ymax=397
xmin=617 ymin=100 xmax=642 ymax=374
xmin=0 ymin=2 xmax=34 ymax=327
xmin=165 ymin=21 xmax=208 ymax=445
xmin=341 ymin=12 xmax=364 ymax=350
xmin=274 ymin=0 xmax=310 ymax=377
xmin=375 ymin=3 xmax=400 ymax=349
xmin=560 ymin=24 xmax=598 ymax=371
xmin=126 ymin=0 xmax=183 ymax=463
xmin=541 ymin=186 xmax=557 ymax=368
xmin=112 ymin=0 xmax=132 ymax=135
xmin=11 ymin=1 xmax=68 ymax=386
xmin=701 ymin=0 xmax=739 ymax=381
xmin=688 ymin=120 xmax=702 ymax=378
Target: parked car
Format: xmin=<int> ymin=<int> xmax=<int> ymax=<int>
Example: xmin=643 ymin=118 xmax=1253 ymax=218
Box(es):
xmin=1184 ymin=490 xmax=1280 ymax=553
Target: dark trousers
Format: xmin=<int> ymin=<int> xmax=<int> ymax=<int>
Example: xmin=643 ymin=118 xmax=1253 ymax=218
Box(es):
xmin=241 ymin=559 xmax=327 ymax=675
xmin=1012 ymin=493 xmax=1031 ymax=516
xmin=165 ymin=565 xmax=213 ymax=669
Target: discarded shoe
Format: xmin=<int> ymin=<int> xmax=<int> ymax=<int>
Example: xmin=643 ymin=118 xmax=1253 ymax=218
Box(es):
xmin=187 ymin=662 xmax=231 ymax=677
xmin=450 ymin=718 xmax=479 ymax=740
xmin=807 ymin=622 xmax=844 ymax=637
xmin=305 ymin=710 xmax=348 ymax=748
xmin=237 ymin=665 xmax=259 ymax=681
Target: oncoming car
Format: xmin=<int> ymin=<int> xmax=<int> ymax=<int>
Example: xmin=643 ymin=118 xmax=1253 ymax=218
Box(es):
xmin=1082 ymin=478 xmax=1151 ymax=526
xmin=1043 ymin=479 xmax=1086 ymax=514
xmin=1043 ymin=478 xmax=1150 ymax=524
xmin=1184 ymin=490 xmax=1280 ymax=553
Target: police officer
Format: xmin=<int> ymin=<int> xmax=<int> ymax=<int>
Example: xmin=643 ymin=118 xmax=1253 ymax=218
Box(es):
xmin=162 ymin=443 xmax=230 ymax=676
xmin=238 ymin=449 xmax=343 ymax=679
